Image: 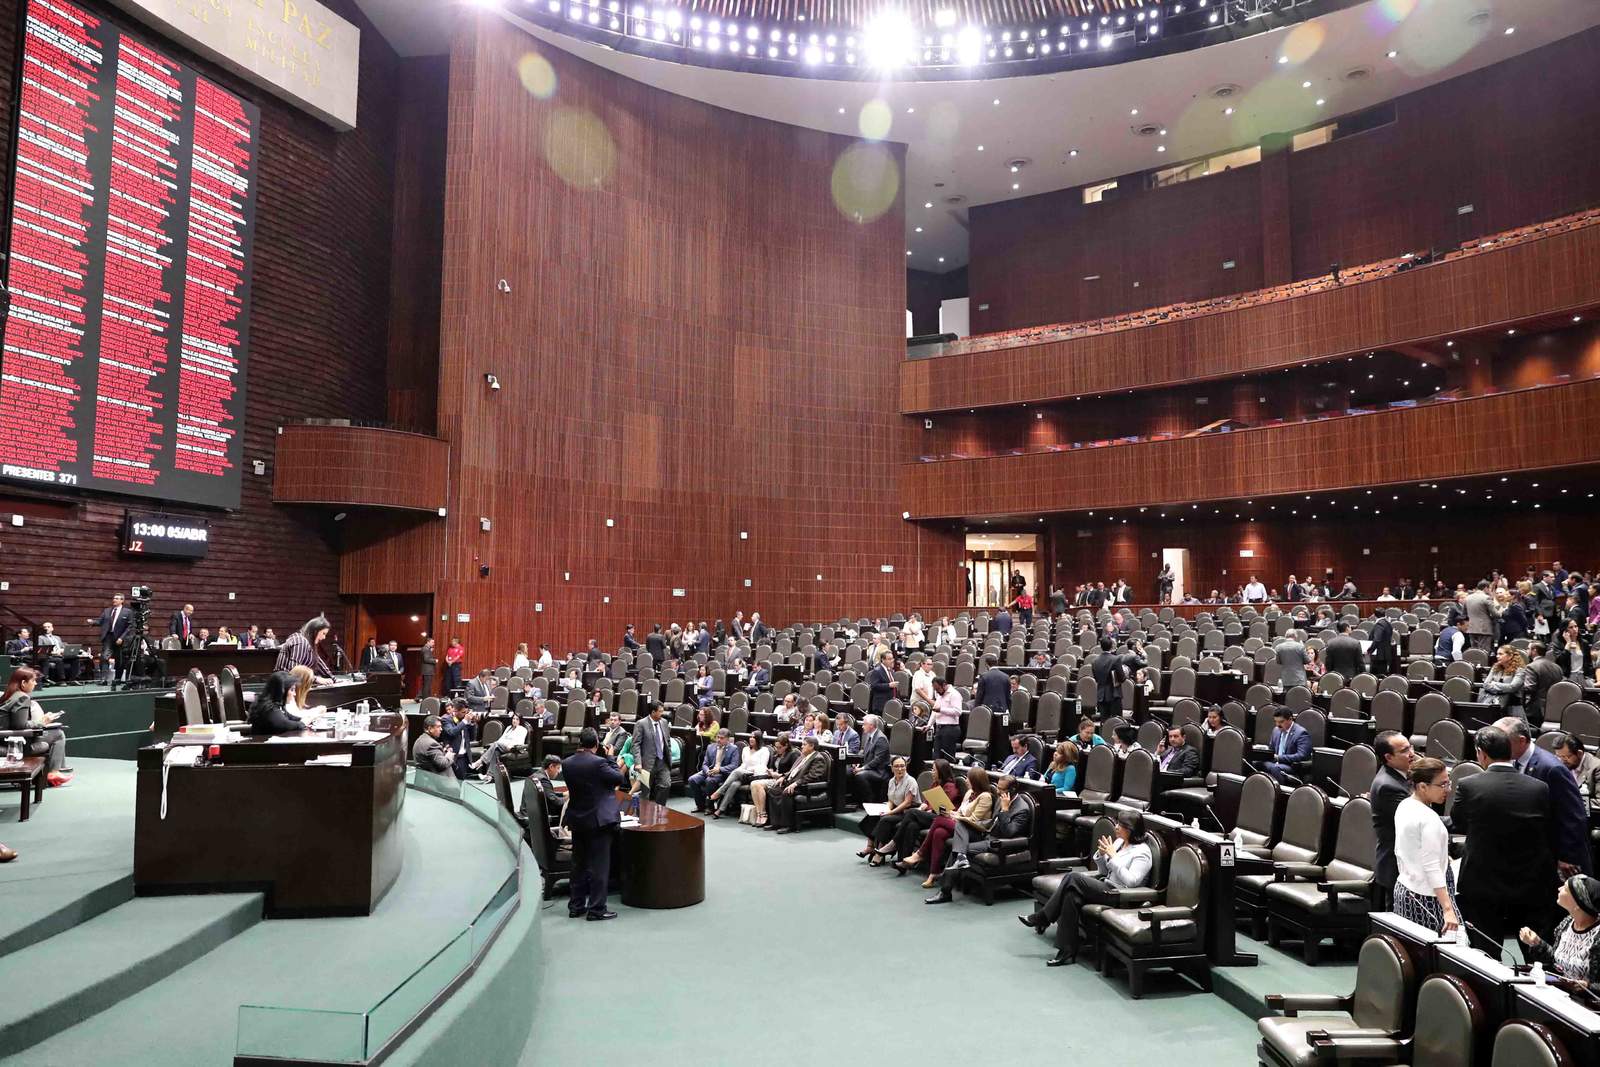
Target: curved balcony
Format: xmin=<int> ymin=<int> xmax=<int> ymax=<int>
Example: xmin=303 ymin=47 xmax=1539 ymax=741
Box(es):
xmin=900 ymin=378 xmax=1600 ymax=519
xmin=273 ymin=423 xmax=450 ymax=513
xmin=901 ymin=210 xmax=1600 ymax=415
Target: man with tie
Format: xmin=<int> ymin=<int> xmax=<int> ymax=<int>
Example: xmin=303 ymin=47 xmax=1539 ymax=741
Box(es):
xmin=95 ymin=593 xmax=131 ymax=683
xmin=689 ymin=728 xmax=739 ymax=813
xmin=1263 ymin=707 xmax=1313 ymax=782
xmin=1496 ymin=716 xmax=1591 ymax=877
xmin=169 ymin=603 xmax=195 ymax=644
xmin=372 ymin=641 xmax=401 ymax=674
xmin=632 ymin=702 xmax=673 ymax=804
xmin=463 ymin=668 xmax=494 ymax=714
xmin=562 ymin=727 xmax=627 ymax=921
xmin=848 ymin=714 xmax=891 ymax=806
xmin=994 ymin=734 xmax=1038 ymax=779
xmin=1453 ymin=725 xmax=1558 ymax=943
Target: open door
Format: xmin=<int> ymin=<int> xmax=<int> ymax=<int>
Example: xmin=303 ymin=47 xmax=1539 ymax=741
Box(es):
xmin=1161 ymin=548 xmax=1190 ymax=605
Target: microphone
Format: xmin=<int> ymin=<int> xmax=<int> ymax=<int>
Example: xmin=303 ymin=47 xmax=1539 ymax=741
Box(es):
xmin=1460 ymin=920 xmax=1521 ymax=967
xmin=1326 ymin=777 xmax=1352 ymax=798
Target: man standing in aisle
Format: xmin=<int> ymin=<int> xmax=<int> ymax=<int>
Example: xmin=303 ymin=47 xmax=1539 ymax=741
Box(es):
xmin=563 ymin=728 xmax=626 ymax=921
xmin=95 ymin=592 xmax=131 ymax=683
xmin=632 ymin=701 xmax=673 ymax=804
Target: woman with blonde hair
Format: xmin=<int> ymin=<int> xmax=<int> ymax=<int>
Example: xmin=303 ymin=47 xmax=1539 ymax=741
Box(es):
xmin=1482 ymin=644 xmax=1532 ymax=714
xmin=285 ymin=664 xmax=318 ymax=718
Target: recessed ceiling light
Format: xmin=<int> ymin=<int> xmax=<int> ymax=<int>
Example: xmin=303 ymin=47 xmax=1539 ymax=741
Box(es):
xmin=1507 ymin=328 xmax=1517 ymax=335
xmin=924 ymin=201 xmax=932 ymax=208
xmin=1156 ymin=145 xmax=1166 ymax=152
xmin=914 ymin=226 xmax=922 ymax=232
xmin=1223 ymin=106 xmax=1234 ymax=115
xmin=1159 ymin=128 xmax=1167 ymax=135
xmin=1068 ymin=148 xmax=1079 ymax=156
xmin=1012 ymin=182 xmax=1020 ymax=189
xmin=1301 ymin=80 xmax=1311 ymax=88
xmin=1386 ymin=49 xmax=1398 ymax=58
xmin=1504 ymin=26 xmax=1515 ymax=36
xmin=977 ymin=145 xmax=984 ymax=151
xmin=1130 ymin=107 xmax=1139 ymax=115
xmin=1574 ymin=315 xmax=1583 ymax=323
xmin=906 ymin=107 xmax=915 ymax=114
xmin=938 ymin=256 xmax=945 ymax=262
xmin=838 ymin=107 xmax=845 ymax=114
xmin=906 ymin=250 xmax=912 ymax=255
xmin=1278 ymin=55 xmax=1288 ymax=64
xmin=993 ymin=98 xmax=1000 ymax=106
xmin=1316 ymin=98 xmax=1325 ymax=106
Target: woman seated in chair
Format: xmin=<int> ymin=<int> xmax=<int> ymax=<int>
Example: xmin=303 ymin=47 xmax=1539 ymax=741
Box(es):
xmin=1045 ymin=740 xmax=1080 ymax=792
xmin=248 ymin=671 xmax=308 ymax=736
xmin=1019 ymin=809 xmax=1153 ymax=967
xmin=901 ymin=767 xmax=994 ymax=890
xmin=1 ymin=666 xmax=70 ymax=786
xmin=891 ymin=759 xmax=960 ymax=872
xmin=927 ymin=774 xmax=1032 ymax=903
xmin=1482 ymin=645 xmax=1532 ymax=713
xmin=709 ymin=732 xmax=771 ymax=819
xmin=471 ymin=711 xmax=530 ymax=781
xmin=284 ymin=664 xmax=319 ymax=720
xmin=1520 ymin=874 xmax=1600 ymax=989
xmin=694 ymin=705 xmax=720 ymax=742
xmin=694 ymin=666 xmax=716 ymax=708
xmin=858 ymin=756 xmax=918 ymax=865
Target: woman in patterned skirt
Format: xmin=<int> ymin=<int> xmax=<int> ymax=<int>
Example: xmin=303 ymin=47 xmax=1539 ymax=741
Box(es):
xmin=1392 ymin=757 xmax=1460 ymax=934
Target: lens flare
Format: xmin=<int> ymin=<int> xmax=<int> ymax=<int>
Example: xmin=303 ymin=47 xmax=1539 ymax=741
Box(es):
xmin=858 ymin=99 xmax=893 ymax=140
xmin=517 ymin=52 xmax=557 ymax=99
xmin=1373 ymin=0 xmax=1417 ymax=25
xmin=1279 ymin=22 xmax=1324 ymax=65
xmin=543 ymin=106 xmax=616 ymax=189
xmin=831 ymin=142 xmax=899 ymax=224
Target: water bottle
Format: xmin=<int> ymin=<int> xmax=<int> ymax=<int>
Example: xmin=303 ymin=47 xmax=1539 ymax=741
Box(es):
xmin=1530 ymin=961 xmax=1545 ymax=984
xmin=1233 ymin=826 xmax=1246 ymax=849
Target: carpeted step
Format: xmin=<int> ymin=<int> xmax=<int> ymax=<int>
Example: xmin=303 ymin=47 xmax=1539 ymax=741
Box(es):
xmin=0 ymin=893 xmax=262 ymax=1055
xmin=832 ymin=811 xmax=871 ymax=836
xmin=0 ymin=869 xmax=134 ymax=961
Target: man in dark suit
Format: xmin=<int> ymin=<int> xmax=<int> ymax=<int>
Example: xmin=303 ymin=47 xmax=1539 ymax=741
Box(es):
xmin=1322 ymin=621 xmax=1366 ymax=679
xmin=1156 ymin=725 xmax=1201 ymax=779
xmin=1525 ymin=642 xmax=1563 ymax=724
xmin=622 ymin=624 xmax=640 ymax=651
xmin=1369 ymin=730 xmax=1415 ymax=909
xmin=359 ymin=638 xmax=381 ymax=670
xmin=169 ymin=603 xmax=195 ymax=644
xmin=1090 ymin=638 xmax=1145 ymax=719
xmin=463 ymin=669 xmax=494 ymax=714
xmin=562 ymin=728 xmax=626 ymax=920
xmin=1263 ymin=707 xmax=1313 ymax=781
xmin=1497 ymin=716 xmax=1591 ymax=876
xmin=519 ymin=755 xmax=567 ymax=824
xmin=644 ymin=624 xmax=667 ymax=665
xmin=848 ymin=714 xmax=890 ymax=805
xmin=437 ymin=701 xmax=476 ymax=779
xmin=1453 ymin=725 xmax=1558 ymax=942
xmin=974 ymin=654 xmax=1009 ymax=713
xmin=992 ymin=608 xmax=1013 ymax=636
xmin=95 ymin=592 xmax=132 ymax=683
xmin=631 ymin=703 xmax=673 ymax=804
xmin=1367 ymin=616 xmax=1397 ymax=676
xmin=994 ymin=734 xmax=1037 ymax=778
xmin=867 ymin=649 xmax=896 ymax=715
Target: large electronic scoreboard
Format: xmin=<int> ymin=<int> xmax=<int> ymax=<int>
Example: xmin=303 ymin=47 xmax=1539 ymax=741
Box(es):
xmin=0 ymin=0 xmax=259 ymax=510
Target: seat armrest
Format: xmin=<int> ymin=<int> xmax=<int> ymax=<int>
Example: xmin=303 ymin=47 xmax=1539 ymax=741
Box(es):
xmin=1274 ymin=861 xmax=1327 ymax=882
xmin=1305 ymin=1032 xmax=1407 ymax=1062
xmin=988 ymin=836 xmax=1032 ymax=857
xmin=1078 ymin=800 xmax=1106 ymax=815
xmin=1317 ymin=879 xmax=1373 ymax=912
xmin=1140 ymin=904 xmax=1196 ymax=944
xmin=1038 ymin=857 xmax=1087 ymax=874
xmin=1264 ymin=993 xmax=1352 ymax=1017
xmin=1109 ymin=886 xmax=1161 ymax=907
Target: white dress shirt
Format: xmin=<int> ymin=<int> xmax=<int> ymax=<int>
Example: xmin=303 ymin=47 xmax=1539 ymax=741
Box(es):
xmin=1096 ymin=840 xmax=1153 ymax=889
xmin=498 ymin=723 xmax=529 ymax=748
xmin=737 ymin=746 xmax=771 ymax=776
xmin=1394 ymin=794 xmax=1451 ymax=895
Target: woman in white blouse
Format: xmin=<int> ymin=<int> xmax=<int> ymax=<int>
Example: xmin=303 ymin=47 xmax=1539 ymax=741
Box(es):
xmin=512 ymin=642 xmax=530 ymax=672
xmin=708 ymin=733 xmax=771 ymax=819
xmin=1020 ymin=810 xmax=1154 ymax=966
xmin=1391 ymin=757 xmax=1459 ymax=934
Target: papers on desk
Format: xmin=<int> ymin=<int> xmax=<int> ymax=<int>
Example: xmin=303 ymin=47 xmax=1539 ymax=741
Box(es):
xmin=266 ymin=735 xmax=332 ymax=743
xmin=861 ymin=802 xmax=890 ymax=817
xmin=307 ymin=754 xmax=352 ymax=766
xmin=619 ymin=815 xmax=641 ymax=827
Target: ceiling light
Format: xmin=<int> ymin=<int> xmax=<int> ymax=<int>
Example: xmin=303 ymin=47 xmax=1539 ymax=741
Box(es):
xmin=977 ymin=144 xmax=984 ymax=151
xmin=1278 ymin=55 xmax=1288 ymax=64
xmin=1068 ymin=148 xmax=1079 ymax=157
xmin=1130 ymin=107 xmax=1139 ymax=116
xmin=938 ymin=256 xmax=945 ymax=262
xmin=1316 ymin=98 xmax=1325 ymax=106
xmin=1507 ymin=328 xmax=1516 ymax=335
xmin=1223 ymin=106 xmax=1234 ymax=115
xmin=1012 ymin=182 xmax=1019 ymax=189
xmin=1504 ymin=26 xmax=1515 ymax=36
xmin=1156 ymin=145 xmax=1165 ymax=152
xmin=914 ymin=226 xmax=922 ymax=232
xmin=1574 ymin=315 xmax=1583 ymax=323
xmin=1386 ymin=49 xmax=1398 ymax=58
xmin=1302 ymin=80 xmax=1311 ymax=88
xmin=993 ymin=98 xmax=1000 ymax=106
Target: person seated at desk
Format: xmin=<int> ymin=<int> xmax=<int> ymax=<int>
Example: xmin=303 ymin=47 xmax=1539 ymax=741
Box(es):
xmin=1110 ymin=723 xmax=1139 ymax=756
xmin=750 ymin=735 xmax=825 ymax=830
xmin=414 ymin=715 xmax=453 ymax=774
xmin=831 ymin=712 xmax=861 ymax=754
xmin=285 ymin=665 xmax=320 ymax=722
xmin=690 ymin=728 xmax=740 ymax=813
xmin=847 ymin=714 xmax=890 ymax=806
xmin=994 ymin=734 xmax=1037 ymax=778
xmin=1 ymin=666 xmax=71 ymax=785
xmin=472 ymin=711 xmax=529 ymax=781
xmin=240 ymin=624 xmax=262 ymax=649
xmin=600 ymin=711 xmax=627 ymax=757
xmin=927 ymin=774 xmax=1033 ymax=903
xmin=1263 ymin=706 xmax=1313 ymax=782
xmin=558 ymin=667 xmax=581 ymax=693
xmin=745 ymin=661 xmax=770 ymax=694
xmin=1020 ymin=809 xmax=1153 ymax=967
xmin=520 ymin=755 xmax=566 ymax=823
xmin=1156 ymin=725 xmax=1200 ymax=778
xmin=259 ymin=629 xmax=278 ymax=650
xmin=1202 ymin=706 xmax=1228 ymax=737
xmin=5 ymin=628 xmax=30 ymax=658
xmin=213 ymin=625 xmax=239 ymax=647
xmin=710 ymin=732 xmax=772 ymax=819
xmin=775 ymin=692 xmax=802 ymax=725
xmin=694 ymin=666 xmax=716 ymax=708
xmin=693 ymin=706 xmax=720 ymax=743
xmin=1520 ymin=874 xmax=1600 ymax=989
xmin=1554 ymin=733 xmax=1600 ymax=800
xmin=1044 ymin=741 xmax=1080 ymax=792
xmin=790 ymin=711 xmax=824 ymax=743
xmin=462 ymin=669 xmax=495 ymax=714
xmin=905 ymin=767 xmax=994 ymax=889
xmin=248 ymin=670 xmax=308 ymax=737
xmin=1028 ymin=651 xmax=1051 ymax=669
xmin=35 ymin=622 xmax=68 ymax=684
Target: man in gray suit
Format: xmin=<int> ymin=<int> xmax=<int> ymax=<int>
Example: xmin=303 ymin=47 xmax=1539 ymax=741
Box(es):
xmin=847 ymin=714 xmax=891 ymax=806
xmin=632 ymin=703 xmax=674 ymax=804
xmin=1463 ymin=581 xmax=1501 ymax=652
xmin=1274 ymin=630 xmax=1309 ymax=689
xmin=412 ymin=716 xmax=452 ymax=774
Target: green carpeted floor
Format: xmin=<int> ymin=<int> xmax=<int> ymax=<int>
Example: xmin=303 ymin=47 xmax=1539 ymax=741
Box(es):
xmin=523 ymin=801 xmax=1266 ymax=1065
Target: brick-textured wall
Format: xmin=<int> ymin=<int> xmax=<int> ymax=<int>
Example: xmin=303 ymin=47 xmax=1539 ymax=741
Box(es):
xmin=0 ymin=0 xmax=401 ymax=646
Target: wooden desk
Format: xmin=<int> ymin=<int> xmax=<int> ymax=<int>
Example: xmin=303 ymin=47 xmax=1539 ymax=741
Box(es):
xmin=133 ymin=717 xmax=407 ymax=917
xmin=0 ymin=755 xmax=45 ymax=821
xmin=152 ymin=672 xmax=405 ymax=737
xmin=619 ymin=799 xmax=704 ymax=909
xmin=1514 ymin=982 xmax=1600 ymax=1062
xmin=161 ymin=647 xmax=279 ymax=680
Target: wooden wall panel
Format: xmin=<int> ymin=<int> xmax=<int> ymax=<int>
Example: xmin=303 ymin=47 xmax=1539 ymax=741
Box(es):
xmin=902 ymin=216 xmax=1600 ymax=413
xmin=901 ymin=379 xmax=1600 ymax=518
xmin=0 ymin=0 xmax=402 ymax=646
xmin=964 ymin=28 xmax=1600 ymax=334
xmin=406 ymin=12 xmax=961 ymax=663
xmin=273 ymin=426 xmax=449 ymax=512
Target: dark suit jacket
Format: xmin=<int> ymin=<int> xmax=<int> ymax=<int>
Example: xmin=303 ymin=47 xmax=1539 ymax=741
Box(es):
xmin=1267 ymin=724 xmax=1313 ymax=769
xmin=1157 ymin=744 xmax=1201 ymax=779
xmin=169 ymin=612 xmax=194 ymax=640
xmin=1091 ymin=651 xmax=1145 ymax=705
xmin=1452 ymin=764 xmax=1555 ymax=903
xmin=561 ymin=750 xmax=625 ymax=830
xmin=1369 ymin=764 xmax=1410 ymax=890
xmin=98 ymin=606 xmax=131 ymax=643
xmin=1322 ymin=636 xmax=1366 ymax=679
xmin=996 ymin=751 xmax=1037 ymax=778
xmin=1522 ymin=745 xmax=1592 ymax=873
xmin=644 ymin=633 xmax=667 ymax=662
xmin=992 ymin=611 xmax=1013 ymax=635
xmin=990 ymin=797 xmax=1033 ymax=840
xmin=1368 ymin=619 xmax=1396 ymax=672
xmin=867 ymin=663 xmax=895 ymax=714
xmin=975 ymin=668 xmax=1010 ymax=712
xmin=858 ymin=729 xmax=890 ymax=775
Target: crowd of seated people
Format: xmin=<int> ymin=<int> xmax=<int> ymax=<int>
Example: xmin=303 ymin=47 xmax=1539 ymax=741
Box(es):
xmin=916 ymin=206 xmax=1600 ymax=359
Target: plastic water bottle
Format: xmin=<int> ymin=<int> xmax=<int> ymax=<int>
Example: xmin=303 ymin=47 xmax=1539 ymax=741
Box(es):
xmin=1233 ymin=826 xmax=1246 ymax=849
xmin=1530 ymin=962 xmax=1545 ymax=984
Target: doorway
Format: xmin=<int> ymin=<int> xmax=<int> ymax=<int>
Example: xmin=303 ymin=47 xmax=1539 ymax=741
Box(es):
xmin=964 ymin=533 xmax=1039 ymax=608
xmin=1161 ymin=548 xmax=1190 ymax=605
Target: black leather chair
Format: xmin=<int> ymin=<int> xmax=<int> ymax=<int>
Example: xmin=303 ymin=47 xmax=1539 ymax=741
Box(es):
xmin=1232 ymin=772 xmax=1286 ymax=854
xmin=1162 ymin=726 xmax=1245 ymax=825
xmin=1105 ymin=748 xmax=1156 ymax=817
xmin=1236 ymin=784 xmax=1332 ymax=940
xmin=953 ymin=791 xmax=1039 ymax=904
xmin=780 ymin=752 xmax=834 ymax=831
xmin=1265 ymin=796 xmax=1376 ymax=964
xmin=1490 ymin=1021 xmax=1574 ymax=1067
xmin=1094 ymin=844 xmax=1211 ymax=998
xmin=1067 ymin=744 xmax=1124 ymax=844
xmin=1033 ymin=814 xmax=1114 ymax=905
xmin=524 ymin=782 xmax=573 ymax=899
xmin=1256 ymin=933 xmax=1418 ymax=1067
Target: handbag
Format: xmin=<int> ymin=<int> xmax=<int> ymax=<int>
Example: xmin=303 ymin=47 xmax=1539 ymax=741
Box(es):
xmin=738 ymin=803 xmax=757 ymax=825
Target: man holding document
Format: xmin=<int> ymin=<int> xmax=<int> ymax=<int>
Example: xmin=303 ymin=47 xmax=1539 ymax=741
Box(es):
xmin=632 ymin=703 xmax=674 ymax=804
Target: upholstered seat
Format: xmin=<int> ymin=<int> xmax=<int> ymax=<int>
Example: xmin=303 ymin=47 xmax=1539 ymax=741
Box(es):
xmin=1256 ymin=934 xmax=1416 ymax=1067
xmin=1098 ymin=908 xmax=1196 ymax=945
xmin=1236 ymin=785 xmax=1330 ymax=940
xmin=1266 ymin=797 xmax=1376 ymax=964
xmin=1095 ymin=844 xmax=1210 ymax=997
